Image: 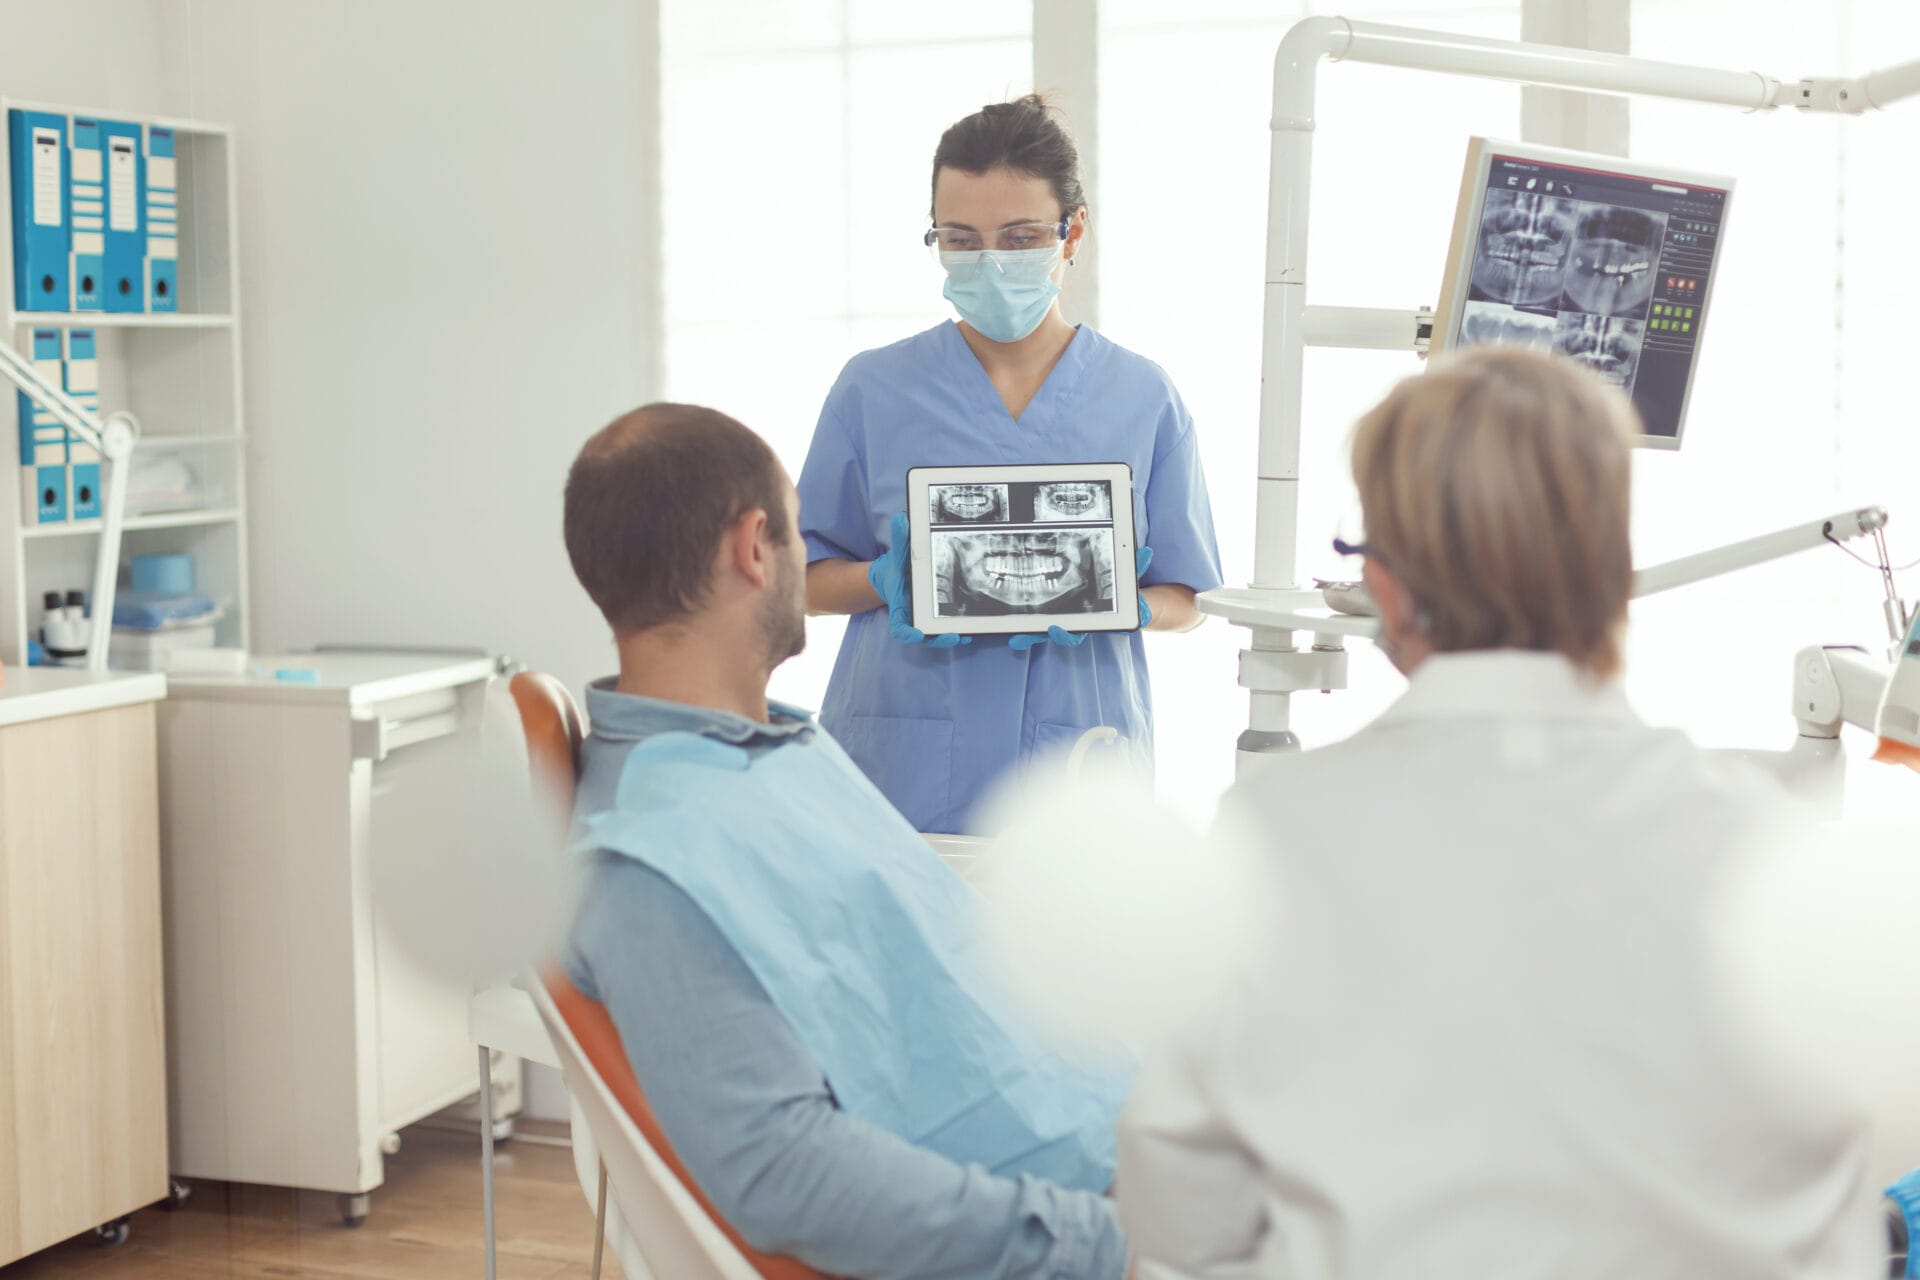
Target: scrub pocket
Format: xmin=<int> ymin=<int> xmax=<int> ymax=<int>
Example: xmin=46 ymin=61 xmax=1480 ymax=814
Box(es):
xmin=1028 ymin=721 xmax=1149 ymax=776
xmin=838 ymin=715 xmax=954 ymax=833
xmin=1027 ymin=720 xmax=1105 ymax=767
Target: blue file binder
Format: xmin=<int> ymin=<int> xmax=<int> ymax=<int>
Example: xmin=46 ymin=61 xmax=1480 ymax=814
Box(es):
xmin=9 ymin=110 xmax=70 ymax=311
xmin=25 ymin=458 xmax=67 ymax=524
xmin=144 ymin=126 xmax=177 ymax=312
xmin=69 ymin=117 xmax=105 ymax=311
xmin=99 ymin=119 xmax=144 ymax=312
xmin=64 ymin=328 xmax=100 ymax=520
xmin=18 ymin=328 xmax=66 ymax=524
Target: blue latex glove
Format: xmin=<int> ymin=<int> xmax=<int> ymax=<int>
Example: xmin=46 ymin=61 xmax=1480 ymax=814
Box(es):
xmin=1009 ymin=546 xmax=1154 ymax=652
xmin=870 ymin=512 xmax=971 ymax=648
xmin=1888 ymin=1166 xmax=1920 ymax=1278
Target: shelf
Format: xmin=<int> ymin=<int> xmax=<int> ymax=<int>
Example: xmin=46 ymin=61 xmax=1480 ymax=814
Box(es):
xmin=20 ymin=508 xmax=242 ymax=539
xmin=0 ymin=97 xmax=233 ymax=139
xmin=136 ymin=433 xmax=245 ymax=449
xmin=1197 ymin=586 xmax=1383 ymax=639
xmin=1 ymin=95 xmax=247 ymax=667
xmin=10 ymin=312 xmax=234 ymax=330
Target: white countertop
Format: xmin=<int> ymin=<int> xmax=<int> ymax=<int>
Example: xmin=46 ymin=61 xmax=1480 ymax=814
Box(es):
xmin=0 ymin=667 xmax=168 ymax=727
xmin=163 ymin=650 xmax=497 ymax=709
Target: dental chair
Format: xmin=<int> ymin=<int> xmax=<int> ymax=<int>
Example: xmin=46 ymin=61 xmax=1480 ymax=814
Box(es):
xmin=508 ymin=671 xmax=832 ymax=1280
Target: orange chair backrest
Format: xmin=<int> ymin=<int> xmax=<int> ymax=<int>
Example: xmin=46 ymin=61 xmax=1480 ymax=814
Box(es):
xmin=509 ymin=671 xmax=834 ymax=1280
xmin=544 ymin=967 xmax=833 ymax=1280
xmin=510 ymin=670 xmax=587 ymax=815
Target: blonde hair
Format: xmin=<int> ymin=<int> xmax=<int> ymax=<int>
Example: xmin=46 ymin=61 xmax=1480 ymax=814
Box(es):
xmin=1349 ymin=347 xmax=1636 ymax=678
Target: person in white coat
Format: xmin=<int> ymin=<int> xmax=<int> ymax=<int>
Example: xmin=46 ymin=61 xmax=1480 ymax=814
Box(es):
xmin=1115 ymin=348 xmax=1886 ymax=1280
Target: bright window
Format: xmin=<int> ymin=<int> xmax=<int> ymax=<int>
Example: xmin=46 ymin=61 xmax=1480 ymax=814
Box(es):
xmin=660 ymin=1 xmax=1031 ymax=705
xmin=1100 ymin=2 xmax=1524 ymax=822
xmin=1623 ymin=1 xmax=1920 ymax=811
xmin=660 ymin=2 xmax=1918 ymax=827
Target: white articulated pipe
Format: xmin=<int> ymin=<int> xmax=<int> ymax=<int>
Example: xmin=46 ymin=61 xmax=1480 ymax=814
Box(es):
xmin=1865 ymin=57 xmax=1920 ymax=110
xmin=1335 ymin=20 xmax=1782 ymax=110
xmin=1303 ymin=306 xmax=1428 ymax=351
xmin=1252 ymin=18 xmax=1350 ymax=595
xmin=1633 ymin=507 xmax=1886 ymax=599
xmin=85 ymin=414 xmax=139 ymax=672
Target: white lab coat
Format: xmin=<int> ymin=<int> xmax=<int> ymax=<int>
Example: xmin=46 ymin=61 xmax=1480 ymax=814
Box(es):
xmin=1117 ymin=651 xmax=1883 ymax=1280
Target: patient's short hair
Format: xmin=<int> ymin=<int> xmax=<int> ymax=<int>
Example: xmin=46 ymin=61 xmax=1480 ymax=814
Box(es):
xmin=1350 ymin=347 xmax=1635 ymax=677
xmin=565 ymin=403 xmax=790 ymax=636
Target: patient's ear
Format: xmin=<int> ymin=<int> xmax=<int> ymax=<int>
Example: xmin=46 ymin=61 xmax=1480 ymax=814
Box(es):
xmin=723 ymin=507 xmax=773 ymax=589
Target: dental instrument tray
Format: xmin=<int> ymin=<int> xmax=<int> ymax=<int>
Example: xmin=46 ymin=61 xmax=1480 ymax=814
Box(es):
xmin=907 ymin=462 xmax=1139 ymax=637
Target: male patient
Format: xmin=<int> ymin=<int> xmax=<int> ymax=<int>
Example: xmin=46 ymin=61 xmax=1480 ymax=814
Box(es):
xmin=559 ymin=403 xmax=1131 ymax=1279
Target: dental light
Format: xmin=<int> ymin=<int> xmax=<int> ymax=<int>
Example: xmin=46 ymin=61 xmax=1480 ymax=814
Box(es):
xmin=0 ymin=337 xmax=139 ymax=671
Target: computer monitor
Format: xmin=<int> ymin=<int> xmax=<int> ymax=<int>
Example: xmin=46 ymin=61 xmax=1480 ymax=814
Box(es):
xmin=1433 ymin=137 xmax=1735 ymax=449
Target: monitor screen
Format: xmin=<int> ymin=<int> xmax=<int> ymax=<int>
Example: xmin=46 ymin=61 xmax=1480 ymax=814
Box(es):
xmin=1435 ymin=139 xmax=1734 ymax=447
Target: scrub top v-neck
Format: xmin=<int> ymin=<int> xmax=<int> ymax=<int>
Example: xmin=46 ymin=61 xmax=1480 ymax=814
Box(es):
xmin=798 ymin=320 xmax=1224 ymax=835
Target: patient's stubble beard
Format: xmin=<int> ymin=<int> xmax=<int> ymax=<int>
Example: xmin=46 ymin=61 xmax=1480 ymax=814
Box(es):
xmin=762 ymin=550 xmax=807 ymax=668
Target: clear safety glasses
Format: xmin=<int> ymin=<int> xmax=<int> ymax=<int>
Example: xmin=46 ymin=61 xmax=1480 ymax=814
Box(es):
xmin=924 ymin=218 xmax=1069 ymax=271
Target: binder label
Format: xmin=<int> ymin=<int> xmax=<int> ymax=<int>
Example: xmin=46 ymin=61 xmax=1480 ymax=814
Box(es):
xmin=31 ymin=126 xmax=61 ymax=226
xmin=108 ymin=136 xmax=136 ymax=231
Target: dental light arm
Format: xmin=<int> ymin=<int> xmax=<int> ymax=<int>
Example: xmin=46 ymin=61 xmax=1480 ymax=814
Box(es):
xmin=0 ymin=339 xmax=139 ymax=672
xmin=1633 ymin=506 xmax=1888 ymax=599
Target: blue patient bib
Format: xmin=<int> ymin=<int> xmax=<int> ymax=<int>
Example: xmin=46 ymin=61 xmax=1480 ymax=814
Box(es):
xmin=572 ymin=723 xmax=1130 ymax=1192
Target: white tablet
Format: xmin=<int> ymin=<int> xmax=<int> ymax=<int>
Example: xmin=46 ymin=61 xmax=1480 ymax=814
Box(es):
xmin=907 ymin=463 xmax=1139 ymax=637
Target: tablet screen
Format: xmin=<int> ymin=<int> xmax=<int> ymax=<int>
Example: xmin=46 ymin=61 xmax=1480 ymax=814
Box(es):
xmin=927 ymin=480 xmax=1119 ymax=619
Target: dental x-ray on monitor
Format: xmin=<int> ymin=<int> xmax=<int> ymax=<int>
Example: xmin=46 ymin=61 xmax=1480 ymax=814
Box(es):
xmin=1434 ymin=137 xmax=1734 ymax=448
xmin=908 ymin=463 xmax=1138 ymax=637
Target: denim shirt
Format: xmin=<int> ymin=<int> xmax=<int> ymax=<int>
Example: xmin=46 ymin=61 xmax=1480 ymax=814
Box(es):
xmin=562 ymin=678 xmax=1127 ymax=1280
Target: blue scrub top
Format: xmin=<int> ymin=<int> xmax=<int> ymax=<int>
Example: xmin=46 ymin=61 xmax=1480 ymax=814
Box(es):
xmin=797 ymin=321 xmax=1224 ymax=834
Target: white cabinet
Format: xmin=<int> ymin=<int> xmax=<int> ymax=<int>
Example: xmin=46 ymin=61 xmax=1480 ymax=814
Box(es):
xmin=155 ymin=650 xmax=519 ymax=1220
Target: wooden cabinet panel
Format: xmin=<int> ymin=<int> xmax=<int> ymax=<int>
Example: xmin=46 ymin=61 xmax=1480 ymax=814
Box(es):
xmin=0 ymin=703 xmax=167 ymax=1263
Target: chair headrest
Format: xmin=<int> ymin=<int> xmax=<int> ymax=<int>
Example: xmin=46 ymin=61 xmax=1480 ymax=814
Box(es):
xmin=510 ymin=670 xmax=586 ymax=811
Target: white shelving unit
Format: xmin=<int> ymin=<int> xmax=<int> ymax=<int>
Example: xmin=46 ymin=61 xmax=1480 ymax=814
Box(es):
xmin=0 ymin=98 xmax=248 ymax=665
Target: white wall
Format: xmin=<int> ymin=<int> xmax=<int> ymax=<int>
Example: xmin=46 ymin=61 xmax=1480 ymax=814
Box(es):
xmin=0 ymin=0 xmax=665 ymax=1134
xmin=0 ymin=0 xmax=184 ymax=112
xmin=174 ymin=0 xmax=661 ymax=698
xmin=121 ymin=0 xmax=662 ymax=1127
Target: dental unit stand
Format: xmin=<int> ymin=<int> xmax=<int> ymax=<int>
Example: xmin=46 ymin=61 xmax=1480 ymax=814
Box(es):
xmin=0 ymin=340 xmax=138 ymax=671
xmin=1205 ymin=16 xmax=1920 ymax=778
xmin=1731 ymin=644 xmax=1901 ymax=814
xmin=1630 ymin=506 xmax=1911 ymax=811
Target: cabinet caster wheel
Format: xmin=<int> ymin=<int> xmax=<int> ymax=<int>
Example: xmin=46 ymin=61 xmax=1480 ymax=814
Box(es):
xmin=161 ymin=1178 xmax=192 ymax=1210
xmin=95 ymin=1217 xmax=131 ymax=1248
xmin=490 ymin=1117 xmax=516 ymax=1143
xmin=337 ymin=1192 xmax=370 ymax=1228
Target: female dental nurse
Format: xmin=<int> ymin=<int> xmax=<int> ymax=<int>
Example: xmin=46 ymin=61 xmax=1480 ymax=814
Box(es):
xmin=799 ymin=96 xmax=1225 ymax=834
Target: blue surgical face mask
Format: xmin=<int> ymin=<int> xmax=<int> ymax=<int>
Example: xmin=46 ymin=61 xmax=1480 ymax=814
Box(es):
xmin=941 ymin=246 xmax=1062 ymax=344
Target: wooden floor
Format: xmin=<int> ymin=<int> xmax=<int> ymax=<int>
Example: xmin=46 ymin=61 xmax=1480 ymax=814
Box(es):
xmin=0 ymin=1120 xmax=623 ymax=1279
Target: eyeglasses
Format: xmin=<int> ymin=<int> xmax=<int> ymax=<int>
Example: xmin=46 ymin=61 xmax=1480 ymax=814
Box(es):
xmin=1332 ymin=535 xmax=1374 ymax=560
xmin=924 ymin=217 xmax=1070 ymax=261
